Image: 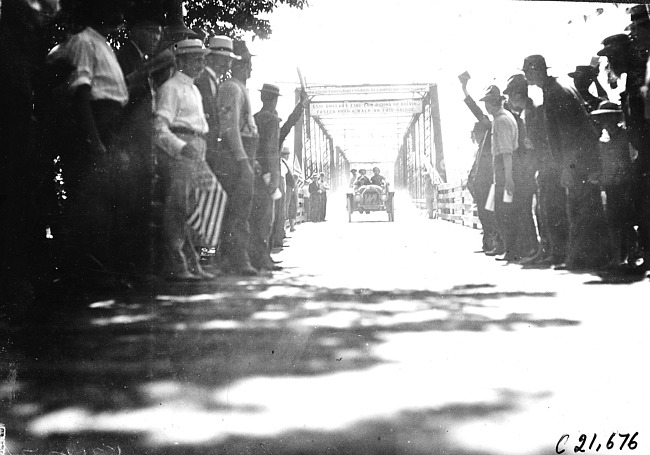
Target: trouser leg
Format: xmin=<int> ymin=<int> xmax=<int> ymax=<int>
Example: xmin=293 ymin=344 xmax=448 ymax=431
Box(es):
xmin=565 ymin=182 xmax=611 ymax=269
xmin=161 ymin=174 xmax=191 ymax=275
xmin=495 ymin=184 xmax=516 ymax=258
xmin=208 ymin=152 xmax=253 ymax=268
xmin=541 ymin=168 xmax=568 ymax=262
xmin=249 ymin=175 xmax=275 ymax=267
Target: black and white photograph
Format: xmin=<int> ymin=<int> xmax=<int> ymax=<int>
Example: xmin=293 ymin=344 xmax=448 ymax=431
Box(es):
xmin=1 ymin=0 xmax=648 ymax=453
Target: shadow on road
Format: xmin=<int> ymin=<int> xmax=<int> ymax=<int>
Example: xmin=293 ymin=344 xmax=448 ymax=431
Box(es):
xmin=2 ymin=280 xmax=573 ymax=454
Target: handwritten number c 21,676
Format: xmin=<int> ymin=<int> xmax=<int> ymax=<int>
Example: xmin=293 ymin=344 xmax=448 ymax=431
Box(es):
xmin=555 ymin=432 xmax=638 ymax=453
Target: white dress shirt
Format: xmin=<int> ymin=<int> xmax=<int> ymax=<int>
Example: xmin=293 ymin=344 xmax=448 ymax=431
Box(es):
xmin=154 ymin=70 xmax=209 ymax=157
xmin=67 ymin=27 xmax=129 ymax=106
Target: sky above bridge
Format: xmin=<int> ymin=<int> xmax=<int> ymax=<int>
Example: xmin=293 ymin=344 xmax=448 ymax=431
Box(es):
xmin=246 ymin=0 xmax=631 ymax=180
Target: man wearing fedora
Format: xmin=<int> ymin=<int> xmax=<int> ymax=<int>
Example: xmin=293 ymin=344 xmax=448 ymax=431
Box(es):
xmin=567 ymin=65 xmax=609 ymax=113
xmin=523 ymin=54 xmax=610 ymax=271
xmin=503 ymin=74 xmax=544 ymax=264
xmin=153 ymin=38 xmax=217 ymax=281
xmin=270 ymin=92 xmax=308 ymax=248
xmin=215 ymin=40 xmax=259 ymax=275
xmin=599 ymin=34 xmax=650 ymax=272
xmin=480 ymin=85 xmax=518 ymax=263
xmin=250 ymin=83 xmax=283 ymax=270
xmin=460 ymin=74 xmax=501 ymax=255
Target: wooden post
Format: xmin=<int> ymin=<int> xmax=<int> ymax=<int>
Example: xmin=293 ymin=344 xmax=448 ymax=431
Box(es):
xmin=293 ymin=87 xmax=304 ymax=176
xmin=429 ymin=84 xmax=446 ymax=182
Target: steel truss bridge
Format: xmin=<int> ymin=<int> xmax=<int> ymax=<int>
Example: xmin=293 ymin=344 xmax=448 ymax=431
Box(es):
xmin=292 ymin=83 xmax=447 ymax=201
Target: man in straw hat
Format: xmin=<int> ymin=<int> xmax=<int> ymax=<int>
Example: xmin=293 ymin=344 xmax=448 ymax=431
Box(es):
xmin=523 ymin=54 xmax=610 ymax=271
xmin=197 ymin=36 xmax=241 ymax=154
xmin=480 ymin=85 xmax=518 ymax=263
xmin=250 ymin=83 xmax=284 ymax=270
xmin=153 ymin=38 xmax=218 ymax=281
xmin=214 ymin=40 xmax=259 ymax=275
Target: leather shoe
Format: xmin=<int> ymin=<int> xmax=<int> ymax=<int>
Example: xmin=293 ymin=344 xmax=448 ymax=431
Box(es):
xmin=192 ymin=268 xmax=216 ymax=280
xmin=485 ymin=247 xmax=505 ymax=257
xmin=229 ymin=263 xmax=259 ymax=276
xmin=165 ymin=271 xmax=201 ymax=282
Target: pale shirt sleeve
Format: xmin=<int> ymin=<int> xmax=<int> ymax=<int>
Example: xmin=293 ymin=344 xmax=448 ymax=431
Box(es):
xmin=492 ymin=114 xmax=518 ymax=156
xmin=217 ymin=82 xmax=247 ymax=161
xmin=153 ymin=82 xmax=186 ymax=157
xmin=67 ymin=34 xmax=94 ymax=93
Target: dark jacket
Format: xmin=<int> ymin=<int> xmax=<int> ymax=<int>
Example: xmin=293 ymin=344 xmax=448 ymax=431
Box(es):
xmin=542 ymin=76 xmax=600 ymax=186
xmin=254 ymin=108 xmax=281 ymax=192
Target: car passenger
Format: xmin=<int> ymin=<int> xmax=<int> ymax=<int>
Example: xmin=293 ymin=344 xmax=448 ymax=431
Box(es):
xmin=355 ymin=169 xmax=371 ymax=188
xmin=370 ymin=167 xmax=386 ymax=186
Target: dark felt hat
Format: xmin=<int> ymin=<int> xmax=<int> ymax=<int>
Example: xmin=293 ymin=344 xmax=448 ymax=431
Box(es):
xmin=479 ymin=85 xmax=506 ymax=103
xmin=260 ymin=83 xmax=281 ymax=97
xmin=630 ymin=4 xmax=650 ymax=25
xmin=503 ymin=74 xmax=528 ymax=96
xmin=597 ymin=33 xmax=631 ymax=56
xmin=233 ymin=40 xmax=255 ymax=61
xmin=522 ymin=55 xmax=549 ymax=71
xmin=568 ymin=65 xmax=598 ymax=79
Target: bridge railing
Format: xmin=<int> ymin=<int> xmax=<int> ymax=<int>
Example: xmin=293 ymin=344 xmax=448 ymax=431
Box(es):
xmin=416 ymin=180 xmax=481 ymax=229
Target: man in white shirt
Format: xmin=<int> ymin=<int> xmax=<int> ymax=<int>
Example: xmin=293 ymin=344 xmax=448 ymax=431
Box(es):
xmin=64 ymin=2 xmax=129 ymax=286
xmin=214 ymin=40 xmax=259 ymax=275
xmin=480 ymin=85 xmax=518 ymax=262
xmin=154 ymin=38 xmax=216 ymax=281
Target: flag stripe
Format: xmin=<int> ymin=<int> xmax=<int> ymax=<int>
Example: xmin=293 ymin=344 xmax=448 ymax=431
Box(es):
xmin=187 ymin=179 xmax=228 ymax=248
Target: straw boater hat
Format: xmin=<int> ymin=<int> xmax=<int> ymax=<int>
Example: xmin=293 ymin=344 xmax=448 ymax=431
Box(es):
xmin=207 ymin=36 xmax=241 ymax=60
xmin=173 ymin=38 xmax=210 ymax=56
xmin=260 ymin=83 xmax=281 ymax=97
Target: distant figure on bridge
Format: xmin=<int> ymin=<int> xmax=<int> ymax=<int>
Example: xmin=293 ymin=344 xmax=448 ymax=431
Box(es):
xmin=319 ymin=172 xmax=329 ymax=221
xmin=348 ymin=169 xmax=358 ymax=189
xmin=355 ymin=169 xmax=371 ymax=188
xmin=370 ymin=167 xmax=386 ymax=186
xmin=308 ymin=172 xmax=323 ymax=222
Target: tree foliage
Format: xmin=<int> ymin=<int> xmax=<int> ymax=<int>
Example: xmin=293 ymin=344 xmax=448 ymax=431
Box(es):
xmin=53 ymin=0 xmax=308 ymax=45
xmin=183 ymin=0 xmax=308 ymax=40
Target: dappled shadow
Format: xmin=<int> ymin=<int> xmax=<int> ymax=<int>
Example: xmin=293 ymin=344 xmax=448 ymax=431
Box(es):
xmin=10 ymin=390 xmax=558 ymax=455
xmin=2 ymin=279 xmax=573 ymax=454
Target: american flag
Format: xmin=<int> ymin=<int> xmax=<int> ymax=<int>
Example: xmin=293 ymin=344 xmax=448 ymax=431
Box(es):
xmin=187 ymin=178 xmax=228 ymax=248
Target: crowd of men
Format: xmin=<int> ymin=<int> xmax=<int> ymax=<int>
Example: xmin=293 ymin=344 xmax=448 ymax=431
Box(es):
xmin=464 ymin=4 xmax=650 ymax=274
xmin=0 ymin=0 xmax=309 ymax=303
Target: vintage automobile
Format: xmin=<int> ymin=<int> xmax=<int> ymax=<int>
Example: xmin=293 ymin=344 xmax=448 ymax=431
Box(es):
xmin=346 ymin=183 xmax=395 ymax=222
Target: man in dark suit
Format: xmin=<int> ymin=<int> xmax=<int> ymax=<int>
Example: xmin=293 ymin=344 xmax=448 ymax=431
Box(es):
xmin=523 ymin=54 xmax=610 ymax=270
xmin=116 ymin=12 xmax=164 ymax=279
xmin=251 ymin=83 xmax=283 ymax=270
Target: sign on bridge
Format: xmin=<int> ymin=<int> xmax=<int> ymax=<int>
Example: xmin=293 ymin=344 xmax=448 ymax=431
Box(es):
xmin=311 ymin=99 xmax=422 ymax=117
xmin=306 ymin=84 xmax=430 ymax=96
